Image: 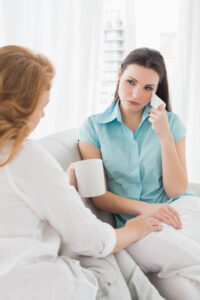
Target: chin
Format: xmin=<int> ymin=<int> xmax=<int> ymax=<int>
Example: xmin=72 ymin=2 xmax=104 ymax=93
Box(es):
xmin=126 ymin=102 xmax=141 ymax=110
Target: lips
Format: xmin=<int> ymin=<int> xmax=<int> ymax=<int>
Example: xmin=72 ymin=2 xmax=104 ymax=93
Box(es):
xmin=127 ymin=100 xmax=139 ymax=106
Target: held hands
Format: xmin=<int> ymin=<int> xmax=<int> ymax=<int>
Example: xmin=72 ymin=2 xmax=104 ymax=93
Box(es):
xmin=141 ymin=202 xmax=182 ymax=230
xmin=126 ymin=215 xmax=163 ymax=242
xmin=149 ymin=105 xmax=171 ymax=140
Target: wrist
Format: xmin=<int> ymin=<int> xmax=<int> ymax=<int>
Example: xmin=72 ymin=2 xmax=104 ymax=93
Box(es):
xmin=134 ymin=200 xmax=148 ymax=215
xmin=113 ymin=225 xmax=136 ymax=253
xmin=124 ymin=221 xmax=139 ymax=241
xmin=159 ymin=131 xmax=173 ymax=144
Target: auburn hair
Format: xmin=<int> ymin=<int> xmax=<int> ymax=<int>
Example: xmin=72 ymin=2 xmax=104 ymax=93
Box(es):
xmin=0 ymin=45 xmax=55 ymax=167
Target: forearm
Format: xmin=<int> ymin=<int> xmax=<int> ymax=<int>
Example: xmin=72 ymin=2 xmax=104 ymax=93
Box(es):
xmin=92 ymin=191 xmax=143 ymax=215
xmin=112 ymin=226 xmax=138 ymax=253
xmin=160 ymin=133 xmax=188 ymax=198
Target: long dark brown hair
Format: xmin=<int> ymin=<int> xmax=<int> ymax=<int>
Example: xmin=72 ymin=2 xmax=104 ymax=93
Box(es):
xmin=114 ymin=47 xmax=172 ymax=112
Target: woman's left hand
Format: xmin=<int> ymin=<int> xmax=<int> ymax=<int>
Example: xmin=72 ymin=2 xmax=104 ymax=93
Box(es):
xmin=66 ymin=163 xmax=78 ymax=191
xmin=149 ymin=105 xmax=171 ymax=140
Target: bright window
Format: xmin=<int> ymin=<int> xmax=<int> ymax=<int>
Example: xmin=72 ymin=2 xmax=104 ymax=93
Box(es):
xmin=98 ymin=0 xmax=179 ymax=111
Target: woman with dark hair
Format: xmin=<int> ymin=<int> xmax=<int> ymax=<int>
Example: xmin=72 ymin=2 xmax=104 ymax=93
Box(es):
xmin=113 ymin=47 xmax=171 ymax=110
xmin=79 ymin=47 xmax=200 ymax=299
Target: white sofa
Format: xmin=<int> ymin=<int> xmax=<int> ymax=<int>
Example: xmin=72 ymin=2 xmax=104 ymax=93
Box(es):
xmin=39 ymin=128 xmax=200 ymax=300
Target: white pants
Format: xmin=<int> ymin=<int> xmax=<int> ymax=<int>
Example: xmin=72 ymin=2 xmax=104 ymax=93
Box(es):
xmin=115 ymin=250 xmax=165 ymax=300
xmin=80 ymin=250 xmax=165 ymax=300
xmin=126 ymin=196 xmax=200 ymax=299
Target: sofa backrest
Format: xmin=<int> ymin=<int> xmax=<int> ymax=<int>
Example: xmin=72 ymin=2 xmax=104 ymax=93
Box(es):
xmin=39 ymin=128 xmax=80 ymax=171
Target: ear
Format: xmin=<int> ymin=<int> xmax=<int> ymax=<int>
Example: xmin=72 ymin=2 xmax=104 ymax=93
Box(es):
xmin=117 ymin=67 xmax=122 ymax=80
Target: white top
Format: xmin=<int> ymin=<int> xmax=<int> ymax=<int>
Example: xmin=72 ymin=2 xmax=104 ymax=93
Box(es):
xmin=0 ymin=140 xmax=116 ymax=299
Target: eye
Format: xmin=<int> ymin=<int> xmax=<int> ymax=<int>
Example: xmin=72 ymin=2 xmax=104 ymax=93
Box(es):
xmin=145 ymin=86 xmax=153 ymax=91
xmin=127 ymin=80 xmax=135 ymax=86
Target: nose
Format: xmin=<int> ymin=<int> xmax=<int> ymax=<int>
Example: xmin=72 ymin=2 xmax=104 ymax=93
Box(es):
xmin=132 ymin=86 xmax=142 ymax=99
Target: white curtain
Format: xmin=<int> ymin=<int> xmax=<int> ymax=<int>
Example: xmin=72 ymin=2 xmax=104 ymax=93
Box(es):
xmin=123 ymin=0 xmax=136 ymax=55
xmin=0 ymin=0 xmax=103 ymax=137
xmin=172 ymin=0 xmax=200 ymax=183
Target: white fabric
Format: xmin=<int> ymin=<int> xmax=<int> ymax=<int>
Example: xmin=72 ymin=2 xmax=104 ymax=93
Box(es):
xmin=0 ymin=257 xmax=98 ymax=300
xmin=171 ymin=0 xmax=200 ymax=183
xmin=0 ymin=0 xmax=103 ymax=138
xmin=126 ymin=196 xmax=200 ymax=299
xmin=115 ymin=250 xmax=165 ymax=300
xmin=0 ymin=139 xmax=116 ymax=299
xmin=148 ymin=273 xmax=200 ymax=300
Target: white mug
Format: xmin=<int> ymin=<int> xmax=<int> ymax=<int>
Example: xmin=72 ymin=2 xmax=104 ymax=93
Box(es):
xmin=74 ymin=159 xmax=106 ymax=198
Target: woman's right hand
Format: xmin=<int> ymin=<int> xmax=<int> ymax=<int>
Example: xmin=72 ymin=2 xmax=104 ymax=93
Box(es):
xmin=126 ymin=215 xmax=163 ymax=242
xmin=140 ymin=202 xmax=182 ymax=229
xmin=113 ymin=215 xmax=163 ymax=253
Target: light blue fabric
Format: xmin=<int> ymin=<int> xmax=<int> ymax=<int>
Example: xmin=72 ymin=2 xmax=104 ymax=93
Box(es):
xmin=79 ymin=100 xmax=195 ymax=228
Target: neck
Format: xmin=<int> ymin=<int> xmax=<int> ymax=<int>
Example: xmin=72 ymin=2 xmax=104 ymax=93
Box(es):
xmin=119 ymin=102 xmax=144 ymax=132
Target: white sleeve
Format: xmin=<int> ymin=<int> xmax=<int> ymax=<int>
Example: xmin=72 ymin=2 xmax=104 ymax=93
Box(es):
xmin=8 ymin=140 xmax=116 ymax=258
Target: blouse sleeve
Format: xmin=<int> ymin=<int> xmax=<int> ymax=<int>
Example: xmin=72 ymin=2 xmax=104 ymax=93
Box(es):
xmin=8 ymin=141 xmax=116 ymax=258
xmin=169 ymin=113 xmax=186 ymax=142
xmin=78 ymin=117 xmax=100 ymax=148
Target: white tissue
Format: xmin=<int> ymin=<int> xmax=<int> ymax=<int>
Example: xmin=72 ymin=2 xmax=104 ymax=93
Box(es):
xmin=150 ymin=93 xmax=166 ymax=130
xmin=150 ymin=93 xmax=166 ymax=109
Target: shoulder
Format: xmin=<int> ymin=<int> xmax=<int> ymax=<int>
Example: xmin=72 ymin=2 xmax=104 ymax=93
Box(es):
xmin=11 ymin=139 xmax=62 ymax=172
xmin=79 ymin=103 xmax=116 ymax=147
xmin=167 ymin=111 xmax=184 ymax=123
xmin=167 ymin=111 xmax=185 ymax=129
xmin=20 ymin=139 xmax=52 ymax=158
xmin=83 ymin=103 xmax=116 ymax=127
xmin=79 ymin=116 xmax=100 ymax=147
xmin=167 ymin=112 xmax=186 ymax=141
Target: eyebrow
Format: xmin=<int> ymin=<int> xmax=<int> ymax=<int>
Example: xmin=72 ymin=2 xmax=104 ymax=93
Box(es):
xmin=127 ymin=76 xmax=156 ymax=86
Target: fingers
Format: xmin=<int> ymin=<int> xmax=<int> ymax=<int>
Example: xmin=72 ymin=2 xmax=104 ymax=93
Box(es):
xmin=152 ymin=223 xmax=163 ymax=232
xmin=150 ymin=108 xmax=161 ymax=115
xmin=145 ymin=217 xmax=162 ymax=229
xmin=168 ymin=206 xmax=182 ymax=228
xmin=154 ymin=213 xmax=179 ymax=229
xmin=150 ymin=108 xmax=165 ymax=120
xmin=148 ymin=117 xmax=156 ymax=124
xmin=162 ymin=206 xmax=182 ymax=229
xmin=153 ymin=205 xmax=182 ymax=229
xmin=158 ymin=104 xmax=165 ymax=111
xmin=148 ymin=110 xmax=161 ymax=124
xmin=67 ymin=164 xmax=78 ymax=190
xmin=150 ymin=218 xmax=163 ymax=231
xmin=151 ymin=106 xmax=165 ymax=113
xmin=68 ymin=162 xmax=75 ymax=170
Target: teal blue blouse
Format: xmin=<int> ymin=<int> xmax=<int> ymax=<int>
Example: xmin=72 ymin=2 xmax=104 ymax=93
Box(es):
xmin=79 ymin=100 xmax=194 ymax=228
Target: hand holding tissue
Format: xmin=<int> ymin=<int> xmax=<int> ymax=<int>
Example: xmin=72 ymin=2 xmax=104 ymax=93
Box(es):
xmin=150 ymin=93 xmax=166 ymax=109
xmin=149 ymin=93 xmax=171 ymax=140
